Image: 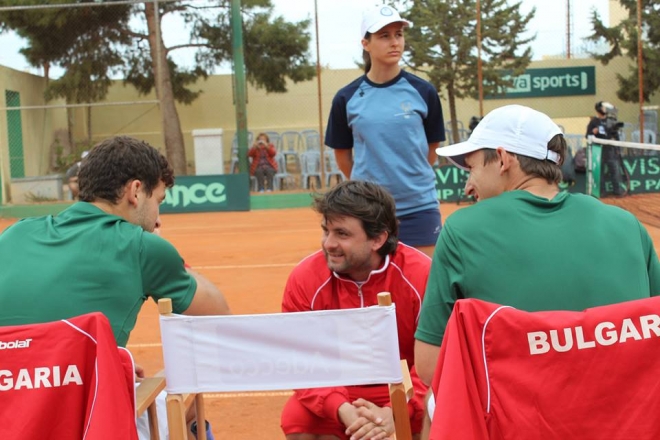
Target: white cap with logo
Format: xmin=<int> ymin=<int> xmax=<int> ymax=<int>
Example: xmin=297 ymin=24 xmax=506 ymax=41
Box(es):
xmin=436 ymin=105 xmax=563 ymax=170
xmin=360 ymin=5 xmax=411 ymax=37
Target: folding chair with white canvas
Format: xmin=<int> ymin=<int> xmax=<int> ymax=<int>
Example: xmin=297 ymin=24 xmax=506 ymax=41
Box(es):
xmin=158 ymin=292 xmax=413 ymax=440
xmin=136 ymin=371 xmax=167 ymax=440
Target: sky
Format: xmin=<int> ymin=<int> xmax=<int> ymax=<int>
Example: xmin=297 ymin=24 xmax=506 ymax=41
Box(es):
xmin=269 ymin=0 xmax=611 ymax=69
xmin=0 ymin=0 xmax=610 ymax=77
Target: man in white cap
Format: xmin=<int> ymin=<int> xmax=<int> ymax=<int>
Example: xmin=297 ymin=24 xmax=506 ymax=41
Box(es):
xmin=325 ymin=3 xmax=445 ymax=258
xmin=414 ymin=104 xmax=660 ymax=387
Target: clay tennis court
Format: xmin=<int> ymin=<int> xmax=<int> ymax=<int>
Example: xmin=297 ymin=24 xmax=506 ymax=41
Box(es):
xmin=2 ymin=193 xmax=660 ymax=439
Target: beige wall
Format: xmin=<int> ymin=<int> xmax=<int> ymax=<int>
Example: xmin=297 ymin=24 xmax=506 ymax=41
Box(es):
xmin=88 ymin=70 xmax=350 ymax=172
xmin=609 ymin=0 xmax=627 ymax=27
xmin=1 ymin=53 xmax=659 ymax=189
xmin=448 ymin=57 xmax=655 ymax=136
xmin=0 ymin=65 xmax=68 ymax=201
xmin=93 ymin=56 xmax=657 ymax=168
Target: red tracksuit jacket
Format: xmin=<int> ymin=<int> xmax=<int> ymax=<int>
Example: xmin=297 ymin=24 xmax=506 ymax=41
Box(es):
xmin=0 ymin=312 xmax=138 ymax=439
xmin=282 ymin=245 xmax=431 ymax=423
xmin=430 ymin=296 xmax=660 ymax=440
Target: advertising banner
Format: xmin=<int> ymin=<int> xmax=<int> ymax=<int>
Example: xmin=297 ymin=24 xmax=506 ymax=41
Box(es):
xmin=487 ymin=66 xmax=596 ymax=99
xmin=160 ymin=174 xmax=250 ymax=213
xmin=434 ymin=164 xmax=586 ymax=202
xmin=436 ymin=151 xmax=660 ymax=202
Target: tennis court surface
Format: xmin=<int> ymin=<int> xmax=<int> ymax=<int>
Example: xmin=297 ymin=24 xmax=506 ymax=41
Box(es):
xmin=1 ymin=194 xmax=659 ymax=439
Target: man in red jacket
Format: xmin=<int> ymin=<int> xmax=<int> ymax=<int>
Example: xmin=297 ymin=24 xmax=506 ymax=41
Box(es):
xmin=280 ymin=180 xmax=431 ymax=440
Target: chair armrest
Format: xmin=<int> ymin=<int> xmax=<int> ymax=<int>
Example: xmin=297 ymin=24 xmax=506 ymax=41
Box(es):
xmin=136 ymin=371 xmax=166 ymax=417
xmin=401 ymin=359 xmax=413 ymax=401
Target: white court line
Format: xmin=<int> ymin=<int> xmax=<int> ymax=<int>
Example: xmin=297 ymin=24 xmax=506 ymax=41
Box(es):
xmin=164 ymin=226 xmax=318 ymax=234
xmin=195 ymin=263 xmax=296 ymax=270
xmin=127 ymin=343 xmax=162 ymax=348
xmin=204 ymin=391 xmax=293 ymax=399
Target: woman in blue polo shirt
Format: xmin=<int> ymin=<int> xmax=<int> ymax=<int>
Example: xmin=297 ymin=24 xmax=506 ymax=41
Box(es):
xmin=325 ymin=4 xmax=446 ymax=257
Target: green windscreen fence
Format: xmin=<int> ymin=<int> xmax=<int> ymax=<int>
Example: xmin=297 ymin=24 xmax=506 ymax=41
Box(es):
xmin=5 ymin=90 xmax=25 ymax=179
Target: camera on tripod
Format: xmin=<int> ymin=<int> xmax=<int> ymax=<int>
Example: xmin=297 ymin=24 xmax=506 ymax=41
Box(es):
xmin=468 ymin=116 xmax=482 ymax=134
xmin=597 ymin=101 xmax=624 ymax=139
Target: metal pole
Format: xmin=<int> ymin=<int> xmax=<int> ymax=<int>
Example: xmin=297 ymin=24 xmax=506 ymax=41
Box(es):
xmin=566 ymin=0 xmax=571 ymax=59
xmin=0 ymin=123 xmax=5 ymax=204
xmin=154 ymin=0 xmax=164 ymax=145
xmin=476 ymin=0 xmax=484 ymax=117
xmin=637 ymin=0 xmax=644 ymax=136
xmin=314 ymin=0 xmax=326 ymax=189
xmin=231 ymin=0 xmax=249 ymax=174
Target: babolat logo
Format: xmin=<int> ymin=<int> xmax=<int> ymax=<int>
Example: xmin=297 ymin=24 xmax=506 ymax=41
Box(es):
xmin=165 ymin=182 xmax=227 ymax=208
xmin=0 ymin=338 xmax=32 ymax=350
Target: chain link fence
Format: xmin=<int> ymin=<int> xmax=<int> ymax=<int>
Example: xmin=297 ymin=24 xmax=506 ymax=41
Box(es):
xmin=0 ymin=1 xmax=655 ymax=204
xmin=0 ymin=0 xmax=353 ymax=203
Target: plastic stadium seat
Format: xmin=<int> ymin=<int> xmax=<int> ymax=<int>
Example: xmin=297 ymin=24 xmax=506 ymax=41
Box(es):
xmin=301 ymin=129 xmax=321 ymax=151
xmin=279 ymin=131 xmax=304 ymax=172
xmin=300 ymin=151 xmax=322 ymax=190
xmin=273 ymin=152 xmax=296 ymax=190
xmin=324 ymin=151 xmax=345 ymax=187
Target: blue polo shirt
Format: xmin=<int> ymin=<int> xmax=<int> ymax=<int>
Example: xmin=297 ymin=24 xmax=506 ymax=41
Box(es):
xmin=325 ymin=70 xmax=445 ymax=216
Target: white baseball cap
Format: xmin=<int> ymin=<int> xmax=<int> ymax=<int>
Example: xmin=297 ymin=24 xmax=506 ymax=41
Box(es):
xmin=436 ymin=105 xmax=563 ymax=170
xmin=360 ymin=5 xmax=411 ymax=38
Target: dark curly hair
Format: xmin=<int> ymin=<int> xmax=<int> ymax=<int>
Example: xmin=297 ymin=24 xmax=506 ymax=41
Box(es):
xmin=313 ymin=180 xmax=399 ymax=257
xmin=78 ymin=136 xmax=174 ymax=204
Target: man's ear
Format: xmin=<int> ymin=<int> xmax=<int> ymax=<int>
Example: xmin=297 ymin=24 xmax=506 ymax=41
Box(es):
xmin=496 ymin=147 xmax=515 ymax=174
xmin=371 ymin=230 xmax=388 ymax=253
xmin=126 ymin=180 xmax=142 ymax=207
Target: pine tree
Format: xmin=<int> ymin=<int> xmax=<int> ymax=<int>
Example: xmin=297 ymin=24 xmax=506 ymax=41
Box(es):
xmin=587 ymin=0 xmax=660 ymax=103
xmin=0 ymin=1 xmax=131 ymax=150
xmin=397 ymin=0 xmax=534 ymax=143
xmin=0 ymin=0 xmax=315 ymax=175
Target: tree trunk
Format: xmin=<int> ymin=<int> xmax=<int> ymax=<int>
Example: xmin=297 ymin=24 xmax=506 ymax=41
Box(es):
xmin=67 ymin=106 xmax=75 ymax=154
xmin=447 ymin=83 xmax=459 ymax=145
xmin=144 ymin=2 xmax=188 ymax=176
xmin=43 ymin=62 xmax=50 ymax=85
xmin=87 ymin=105 xmax=92 ymax=144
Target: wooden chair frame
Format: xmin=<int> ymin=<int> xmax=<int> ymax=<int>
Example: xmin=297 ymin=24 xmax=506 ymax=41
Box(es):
xmin=158 ymin=292 xmax=413 ymax=440
xmin=136 ymin=372 xmax=167 ymax=440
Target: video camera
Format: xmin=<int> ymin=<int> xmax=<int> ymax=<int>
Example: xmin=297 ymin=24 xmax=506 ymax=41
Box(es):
xmin=596 ymin=101 xmax=624 ymax=139
xmin=468 ymin=116 xmax=482 ymax=134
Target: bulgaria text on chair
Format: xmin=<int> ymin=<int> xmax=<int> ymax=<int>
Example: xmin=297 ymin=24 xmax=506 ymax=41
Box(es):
xmin=0 ymin=312 xmax=139 ymax=439
xmin=429 ymin=296 xmax=660 ymax=440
